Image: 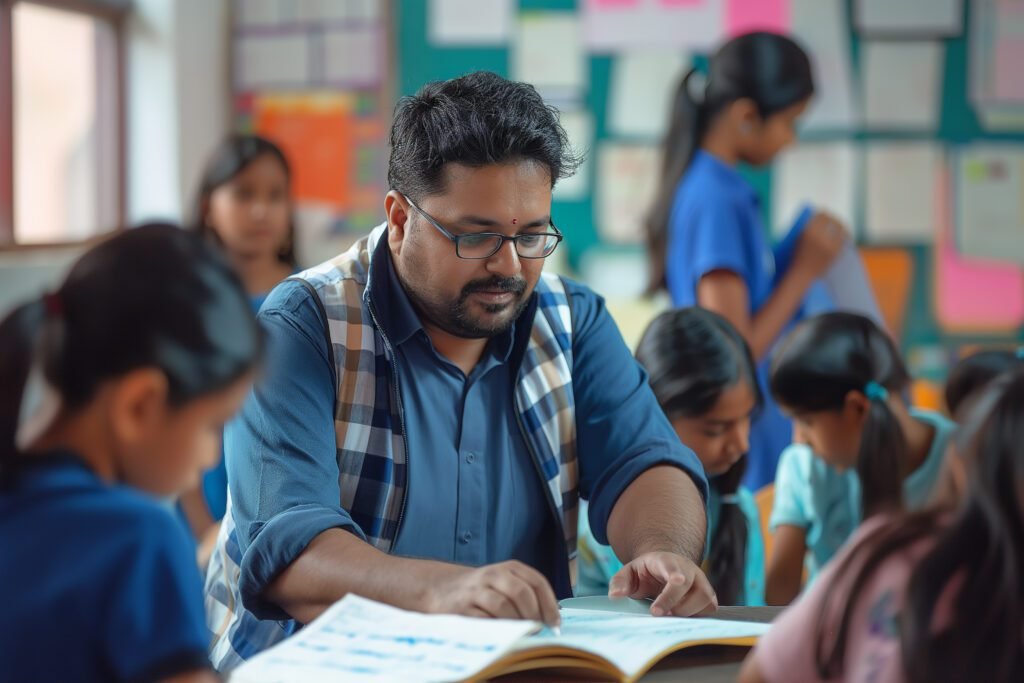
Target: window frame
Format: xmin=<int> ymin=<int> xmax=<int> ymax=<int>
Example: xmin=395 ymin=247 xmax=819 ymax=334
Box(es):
xmin=0 ymin=0 xmax=129 ymax=249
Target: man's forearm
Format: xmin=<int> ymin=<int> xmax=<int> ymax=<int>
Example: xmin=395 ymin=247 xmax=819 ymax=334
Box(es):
xmin=605 ymin=465 xmax=707 ymax=564
xmin=264 ymin=528 xmax=456 ymax=624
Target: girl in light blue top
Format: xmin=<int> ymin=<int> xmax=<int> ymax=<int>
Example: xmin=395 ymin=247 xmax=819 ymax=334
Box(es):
xmin=579 ymin=307 xmax=766 ymax=606
xmin=766 ymin=312 xmax=956 ymax=605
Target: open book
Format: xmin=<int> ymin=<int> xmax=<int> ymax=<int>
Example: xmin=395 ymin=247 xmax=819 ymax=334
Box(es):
xmin=230 ymin=594 xmax=771 ymax=683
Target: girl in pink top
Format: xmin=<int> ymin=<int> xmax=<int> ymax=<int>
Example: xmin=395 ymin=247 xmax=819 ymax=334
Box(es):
xmin=740 ymin=370 xmax=1024 ymax=683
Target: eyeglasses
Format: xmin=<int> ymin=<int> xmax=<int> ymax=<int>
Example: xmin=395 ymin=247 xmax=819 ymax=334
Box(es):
xmin=404 ymin=195 xmax=563 ymax=260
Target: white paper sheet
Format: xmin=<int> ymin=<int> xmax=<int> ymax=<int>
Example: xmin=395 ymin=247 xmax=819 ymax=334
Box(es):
xmin=235 ymin=33 xmax=311 ymax=90
xmin=822 ymin=241 xmax=886 ymax=328
xmin=596 ymin=143 xmax=661 ymax=244
xmin=512 ymin=13 xmax=585 ymax=99
xmin=583 ymin=0 xmax=724 ymax=53
xmin=231 ymin=595 xmax=538 ymax=683
xmin=323 ymin=27 xmax=381 ymax=87
xmin=862 ymin=41 xmax=942 ymax=131
xmin=955 ymin=145 xmax=1024 ymax=264
xmin=608 ymin=51 xmax=690 ymax=139
xmin=855 ymin=0 xmax=964 ymax=36
xmin=864 ymin=143 xmax=942 ymax=243
xmin=791 ymin=0 xmax=858 ymax=131
xmin=772 ymin=141 xmax=859 ymax=238
xmin=429 ymin=0 xmax=513 ymax=46
xmin=554 ymin=110 xmax=594 ymax=201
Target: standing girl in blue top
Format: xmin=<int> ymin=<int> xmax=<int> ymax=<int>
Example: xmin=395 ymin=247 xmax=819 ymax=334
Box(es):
xmin=180 ymin=134 xmax=298 ymax=566
xmin=578 ymin=307 xmax=766 ymax=605
xmin=765 ymin=312 xmax=955 ymax=605
xmin=645 ymin=32 xmax=848 ymax=491
xmin=0 ymin=224 xmax=262 ymax=683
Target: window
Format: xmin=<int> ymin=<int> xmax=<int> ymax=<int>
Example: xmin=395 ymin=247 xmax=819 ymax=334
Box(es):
xmin=0 ymin=0 xmax=127 ymax=246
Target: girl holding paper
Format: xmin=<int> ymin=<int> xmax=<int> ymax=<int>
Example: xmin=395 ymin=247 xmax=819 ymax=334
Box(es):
xmin=645 ymin=32 xmax=847 ymax=491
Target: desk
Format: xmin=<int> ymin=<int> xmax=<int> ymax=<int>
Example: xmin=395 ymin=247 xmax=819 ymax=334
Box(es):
xmin=491 ymin=606 xmax=783 ymax=683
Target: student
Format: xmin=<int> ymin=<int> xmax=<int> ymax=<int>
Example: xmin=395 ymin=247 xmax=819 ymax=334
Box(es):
xmin=765 ymin=312 xmax=956 ymax=605
xmin=741 ymin=370 xmax=1024 ymax=683
xmin=645 ymin=32 xmax=848 ymax=491
xmin=0 ymin=224 xmax=261 ymax=683
xmin=180 ymin=134 xmax=298 ymax=565
xmin=578 ymin=308 xmax=766 ymax=606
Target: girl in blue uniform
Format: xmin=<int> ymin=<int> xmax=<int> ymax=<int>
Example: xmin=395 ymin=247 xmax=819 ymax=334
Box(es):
xmin=645 ymin=32 xmax=848 ymax=491
xmin=181 ymin=134 xmax=298 ymax=566
xmin=579 ymin=307 xmax=766 ymax=605
xmin=0 ymin=224 xmax=262 ymax=683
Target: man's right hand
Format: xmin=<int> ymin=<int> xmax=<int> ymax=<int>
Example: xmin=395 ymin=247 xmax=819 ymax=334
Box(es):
xmin=423 ymin=560 xmax=561 ymax=629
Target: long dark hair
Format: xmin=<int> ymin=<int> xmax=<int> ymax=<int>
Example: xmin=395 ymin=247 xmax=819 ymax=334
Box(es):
xmin=635 ymin=307 xmax=763 ymax=605
xmin=815 ymin=371 xmax=1024 ymax=682
xmin=771 ymin=312 xmax=911 ymax=518
xmin=0 ymin=224 xmax=262 ymax=478
xmin=645 ymin=32 xmax=814 ymax=293
xmin=944 ymin=349 xmax=1022 ymax=418
xmin=192 ymin=134 xmax=298 ymax=268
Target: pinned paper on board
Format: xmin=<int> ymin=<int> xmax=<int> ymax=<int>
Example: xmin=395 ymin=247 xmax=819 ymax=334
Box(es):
xmin=865 ymin=143 xmax=942 ymax=244
xmin=790 ymin=0 xmax=857 ymax=131
xmin=583 ymin=0 xmax=723 ymax=52
xmin=553 ymin=110 xmax=594 ymax=201
xmin=596 ymin=143 xmax=661 ymax=244
xmin=235 ymin=34 xmax=311 ymax=90
xmin=513 ymin=13 xmax=585 ymax=99
xmin=323 ymin=26 xmax=382 ymax=88
xmin=608 ymin=51 xmax=690 ymax=138
xmin=855 ymin=0 xmax=963 ymax=37
xmin=725 ymin=0 xmax=790 ymax=36
xmin=772 ymin=141 xmax=859 ymax=238
xmin=860 ymin=248 xmax=914 ymax=341
xmin=969 ymin=0 xmax=1024 ymax=131
xmin=935 ymin=166 xmax=1024 ymax=333
xmin=955 ymin=146 xmax=1024 ymax=264
xmin=862 ymin=41 xmax=942 ymax=131
xmin=429 ymin=0 xmax=513 ymax=46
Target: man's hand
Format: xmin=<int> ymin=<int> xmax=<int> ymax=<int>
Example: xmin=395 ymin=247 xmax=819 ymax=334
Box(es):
xmin=608 ymin=552 xmax=717 ymax=617
xmin=424 ymin=560 xmax=562 ymax=628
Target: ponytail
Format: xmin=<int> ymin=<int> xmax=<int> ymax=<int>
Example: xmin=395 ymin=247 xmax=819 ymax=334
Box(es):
xmin=645 ymin=69 xmax=707 ymax=294
xmin=856 ymin=383 xmax=908 ymax=517
xmin=707 ymin=457 xmax=748 ymax=605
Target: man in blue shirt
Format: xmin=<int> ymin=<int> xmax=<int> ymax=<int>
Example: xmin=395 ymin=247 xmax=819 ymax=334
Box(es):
xmin=206 ymin=71 xmax=713 ymax=669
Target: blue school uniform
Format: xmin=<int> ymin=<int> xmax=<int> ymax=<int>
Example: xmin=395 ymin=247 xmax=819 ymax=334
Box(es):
xmin=576 ymin=486 xmax=766 ymax=606
xmin=769 ymin=409 xmax=956 ymax=584
xmin=664 ymin=150 xmax=795 ymax=492
xmin=0 ymin=453 xmax=211 ymax=683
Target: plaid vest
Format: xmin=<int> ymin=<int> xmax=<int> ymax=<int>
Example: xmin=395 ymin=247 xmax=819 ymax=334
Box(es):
xmin=205 ymin=225 xmax=579 ymax=670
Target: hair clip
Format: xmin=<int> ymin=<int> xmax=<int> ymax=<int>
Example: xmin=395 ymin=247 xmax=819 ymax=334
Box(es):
xmin=864 ymin=381 xmax=890 ymax=402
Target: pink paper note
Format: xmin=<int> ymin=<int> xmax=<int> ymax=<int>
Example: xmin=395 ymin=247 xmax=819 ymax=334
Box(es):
xmin=935 ymin=167 xmax=1024 ymax=332
xmin=659 ymin=0 xmax=706 ymax=7
xmin=726 ymin=0 xmax=789 ymax=36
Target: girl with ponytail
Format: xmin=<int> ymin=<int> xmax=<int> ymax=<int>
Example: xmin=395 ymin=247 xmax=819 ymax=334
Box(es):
xmin=764 ymin=312 xmax=956 ymax=605
xmin=0 ymin=224 xmax=261 ymax=683
xmin=742 ymin=370 xmax=1024 ymax=683
xmin=646 ymin=32 xmax=848 ymax=492
xmin=578 ymin=307 xmax=766 ymax=606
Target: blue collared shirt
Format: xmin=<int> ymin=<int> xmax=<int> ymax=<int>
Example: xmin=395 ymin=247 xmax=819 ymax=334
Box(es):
xmin=226 ymin=241 xmax=707 ymax=613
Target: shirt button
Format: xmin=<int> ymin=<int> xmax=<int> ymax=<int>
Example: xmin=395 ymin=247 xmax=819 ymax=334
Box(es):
xmin=460 ymin=531 xmax=473 ymax=544
xmin=465 ymin=452 xmax=476 ymax=464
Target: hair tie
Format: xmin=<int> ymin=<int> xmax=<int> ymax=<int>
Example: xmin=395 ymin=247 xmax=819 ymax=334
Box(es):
xmin=864 ymin=381 xmax=889 ymax=402
xmin=42 ymin=291 xmax=63 ymax=318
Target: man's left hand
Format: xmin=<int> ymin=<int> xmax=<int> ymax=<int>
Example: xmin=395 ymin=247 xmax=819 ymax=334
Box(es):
xmin=608 ymin=552 xmax=718 ymax=617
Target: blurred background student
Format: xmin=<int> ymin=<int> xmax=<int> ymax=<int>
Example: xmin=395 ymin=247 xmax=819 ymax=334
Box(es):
xmin=179 ymin=134 xmax=299 ymax=566
xmin=579 ymin=307 xmax=766 ymax=606
xmin=645 ymin=32 xmax=849 ymax=493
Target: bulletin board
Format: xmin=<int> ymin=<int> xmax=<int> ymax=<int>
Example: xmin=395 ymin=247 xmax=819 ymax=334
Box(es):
xmin=395 ymin=0 xmax=1024 ymax=381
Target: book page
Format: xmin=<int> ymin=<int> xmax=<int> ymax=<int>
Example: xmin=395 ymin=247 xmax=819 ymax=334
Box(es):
xmin=231 ymin=595 xmax=538 ymax=683
xmin=514 ymin=608 xmax=771 ymax=681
